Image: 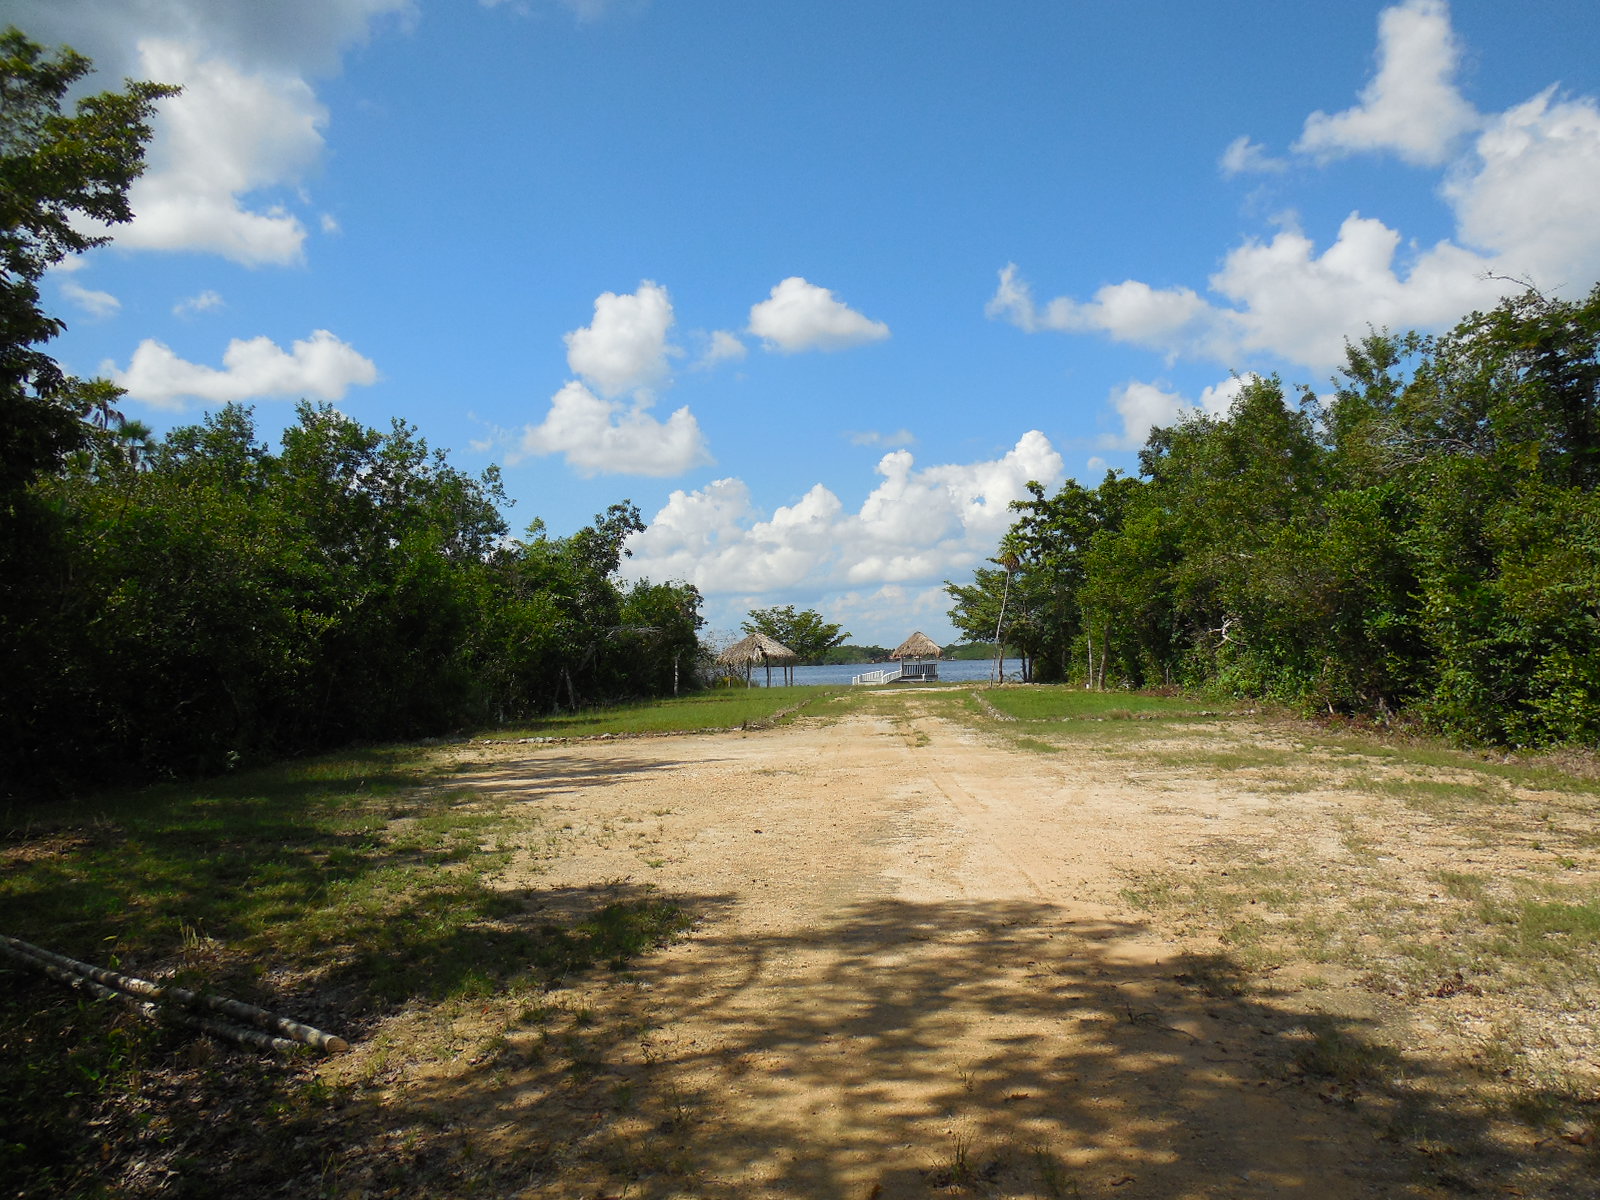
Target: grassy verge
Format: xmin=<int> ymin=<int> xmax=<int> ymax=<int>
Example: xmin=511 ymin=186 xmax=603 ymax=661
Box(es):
xmin=970 ymin=684 xmax=1227 ymax=723
xmin=0 ymin=744 xmax=692 ymax=1199
xmin=1088 ymin=716 xmax=1600 ymax=1192
xmin=483 ymin=685 xmax=842 ymax=739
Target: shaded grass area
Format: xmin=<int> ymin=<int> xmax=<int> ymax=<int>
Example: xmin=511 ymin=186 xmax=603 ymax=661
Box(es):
xmin=484 ymin=685 xmax=841 ymax=739
xmin=0 ymin=747 xmax=695 ymax=1199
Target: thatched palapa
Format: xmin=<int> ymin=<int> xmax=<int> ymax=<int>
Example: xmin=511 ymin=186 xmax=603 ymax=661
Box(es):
xmin=889 ymin=632 xmax=943 ymax=661
xmin=717 ymin=632 xmax=798 ymax=687
xmin=890 ymin=631 xmax=941 ymax=681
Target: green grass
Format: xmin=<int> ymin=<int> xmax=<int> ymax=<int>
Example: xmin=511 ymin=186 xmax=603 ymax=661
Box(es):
xmin=0 ymin=744 xmax=694 ymax=1199
xmin=1140 ymin=745 xmax=1305 ymax=772
xmin=1 ymin=749 xmax=691 ymax=1005
xmin=1482 ymin=894 xmax=1600 ymax=966
xmin=974 ymin=686 xmax=1223 ymax=723
xmin=1293 ymin=1021 xmax=1404 ymax=1089
xmin=484 ymin=685 xmax=842 ymax=738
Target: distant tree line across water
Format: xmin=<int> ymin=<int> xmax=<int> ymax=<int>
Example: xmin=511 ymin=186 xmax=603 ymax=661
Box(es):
xmin=948 ymin=284 xmax=1600 ymax=748
xmin=810 ymin=644 xmax=992 ymax=665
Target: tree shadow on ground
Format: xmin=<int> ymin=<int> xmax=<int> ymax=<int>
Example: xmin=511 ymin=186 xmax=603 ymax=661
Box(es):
xmin=0 ymin=876 xmax=729 ymax=1200
xmin=329 ymin=896 xmax=1599 ymax=1199
xmin=8 ymin=737 xmax=1597 ymax=1200
xmin=456 ymin=746 xmax=731 ymax=804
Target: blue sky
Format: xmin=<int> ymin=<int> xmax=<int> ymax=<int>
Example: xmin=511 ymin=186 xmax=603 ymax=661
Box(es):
xmin=18 ymin=0 xmax=1600 ymax=647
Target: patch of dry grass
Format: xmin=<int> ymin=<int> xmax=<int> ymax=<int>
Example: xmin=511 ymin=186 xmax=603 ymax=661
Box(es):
xmin=1109 ymin=716 xmax=1600 ymax=1194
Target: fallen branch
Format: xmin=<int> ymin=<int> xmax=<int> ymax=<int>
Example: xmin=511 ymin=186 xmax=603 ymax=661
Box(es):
xmin=0 ymin=933 xmax=347 ymax=1054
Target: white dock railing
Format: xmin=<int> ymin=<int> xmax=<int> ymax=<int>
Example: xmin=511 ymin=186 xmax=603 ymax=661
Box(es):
xmin=850 ymin=665 xmax=903 ymax=685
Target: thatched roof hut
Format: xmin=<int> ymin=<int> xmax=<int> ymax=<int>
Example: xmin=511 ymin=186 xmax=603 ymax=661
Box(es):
xmin=890 ymin=631 xmax=942 ymax=681
xmin=890 ymin=632 xmax=943 ymax=661
xmin=717 ymin=632 xmax=798 ymax=687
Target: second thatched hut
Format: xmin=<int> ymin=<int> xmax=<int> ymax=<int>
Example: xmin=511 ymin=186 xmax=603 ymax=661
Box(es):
xmin=717 ymin=632 xmax=798 ymax=687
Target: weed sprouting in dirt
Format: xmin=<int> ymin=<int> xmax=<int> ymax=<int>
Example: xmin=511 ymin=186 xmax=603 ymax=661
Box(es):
xmin=1030 ymin=1143 xmax=1081 ymax=1198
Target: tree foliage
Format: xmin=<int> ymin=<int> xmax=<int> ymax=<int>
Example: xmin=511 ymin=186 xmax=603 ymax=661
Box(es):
xmin=1 ymin=28 xmax=177 ymax=496
xmin=6 ymin=403 xmax=706 ymax=793
xmin=950 ymin=285 xmax=1600 ymax=747
xmin=0 ymin=32 xmax=710 ymax=797
xmin=740 ymin=605 xmax=850 ymax=664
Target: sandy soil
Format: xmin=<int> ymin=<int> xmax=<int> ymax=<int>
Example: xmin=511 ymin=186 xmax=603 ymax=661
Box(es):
xmin=323 ymin=691 xmax=1598 ymax=1198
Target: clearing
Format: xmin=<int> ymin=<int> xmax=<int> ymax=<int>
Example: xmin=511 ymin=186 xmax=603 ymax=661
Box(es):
xmin=329 ymin=688 xmax=1600 ymax=1197
xmin=6 ymin=686 xmax=1599 ymax=1198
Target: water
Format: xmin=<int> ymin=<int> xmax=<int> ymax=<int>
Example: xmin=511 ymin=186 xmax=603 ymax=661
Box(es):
xmin=732 ymin=658 xmax=1024 ymax=687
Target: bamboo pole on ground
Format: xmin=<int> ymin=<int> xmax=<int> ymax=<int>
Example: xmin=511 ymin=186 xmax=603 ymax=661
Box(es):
xmin=0 ymin=933 xmax=347 ymax=1054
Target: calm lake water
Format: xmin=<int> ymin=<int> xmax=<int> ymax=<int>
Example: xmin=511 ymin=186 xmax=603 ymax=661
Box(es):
xmin=735 ymin=658 xmax=1024 ymax=687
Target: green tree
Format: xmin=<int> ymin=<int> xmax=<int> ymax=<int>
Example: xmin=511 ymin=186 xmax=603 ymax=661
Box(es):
xmin=951 ymin=287 xmax=1598 ymax=745
xmin=0 ymin=29 xmax=177 ymax=496
xmin=1 ymin=32 xmax=176 ymax=789
xmin=616 ymin=579 xmax=705 ymax=695
xmin=494 ymin=503 xmax=652 ymax=711
xmin=944 ymin=565 xmax=1008 ymax=649
xmin=740 ymin=605 xmax=850 ymax=664
xmin=1382 ymin=287 xmax=1600 ymax=743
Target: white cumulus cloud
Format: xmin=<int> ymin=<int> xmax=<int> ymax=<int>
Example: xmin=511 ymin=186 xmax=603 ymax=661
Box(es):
xmin=112 ymin=41 xmax=323 ymax=266
xmin=693 ymin=329 xmax=747 ymax=369
xmin=564 ymin=281 xmax=678 ymax=397
xmin=10 ymin=0 xmax=416 ymax=81
xmin=1445 ymin=89 xmax=1600 ymax=285
xmin=991 ymin=4 xmax=1600 ymax=376
xmin=623 ymin=432 xmax=1064 ymax=595
xmin=173 ymin=289 xmax=225 ymax=317
xmin=988 ymin=264 xmax=1221 ymax=360
xmin=747 ymin=277 xmax=890 ymax=353
xmin=510 ymin=381 xmax=710 ymax=477
xmin=13 ymin=0 xmax=412 ymax=265
xmin=503 ymin=281 xmax=711 ymax=478
xmin=104 ymin=330 xmax=378 ymax=410
xmin=1099 ymin=375 xmax=1255 ymax=451
xmin=1294 ymin=0 xmax=1480 ymax=166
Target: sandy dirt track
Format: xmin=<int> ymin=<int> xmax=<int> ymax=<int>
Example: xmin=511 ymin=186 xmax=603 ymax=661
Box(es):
xmin=362 ymin=692 xmax=1448 ymax=1200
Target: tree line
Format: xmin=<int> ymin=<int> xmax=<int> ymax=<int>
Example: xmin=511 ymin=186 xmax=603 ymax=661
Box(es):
xmin=949 ymin=284 xmax=1600 ymax=748
xmin=1 ymin=31 xmax=702 ymax=797
xmin=4 ymin=398 xmax=706 ymax=795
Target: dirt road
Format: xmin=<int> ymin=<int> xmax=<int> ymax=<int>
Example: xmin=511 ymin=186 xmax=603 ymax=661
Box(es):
xmin=392 ymin=692 xmax=1436 ymax=1198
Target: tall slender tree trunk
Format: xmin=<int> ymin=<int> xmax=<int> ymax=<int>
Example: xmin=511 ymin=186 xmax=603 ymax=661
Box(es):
xmin=991 ymin=566 xmax=1012 ymax=685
